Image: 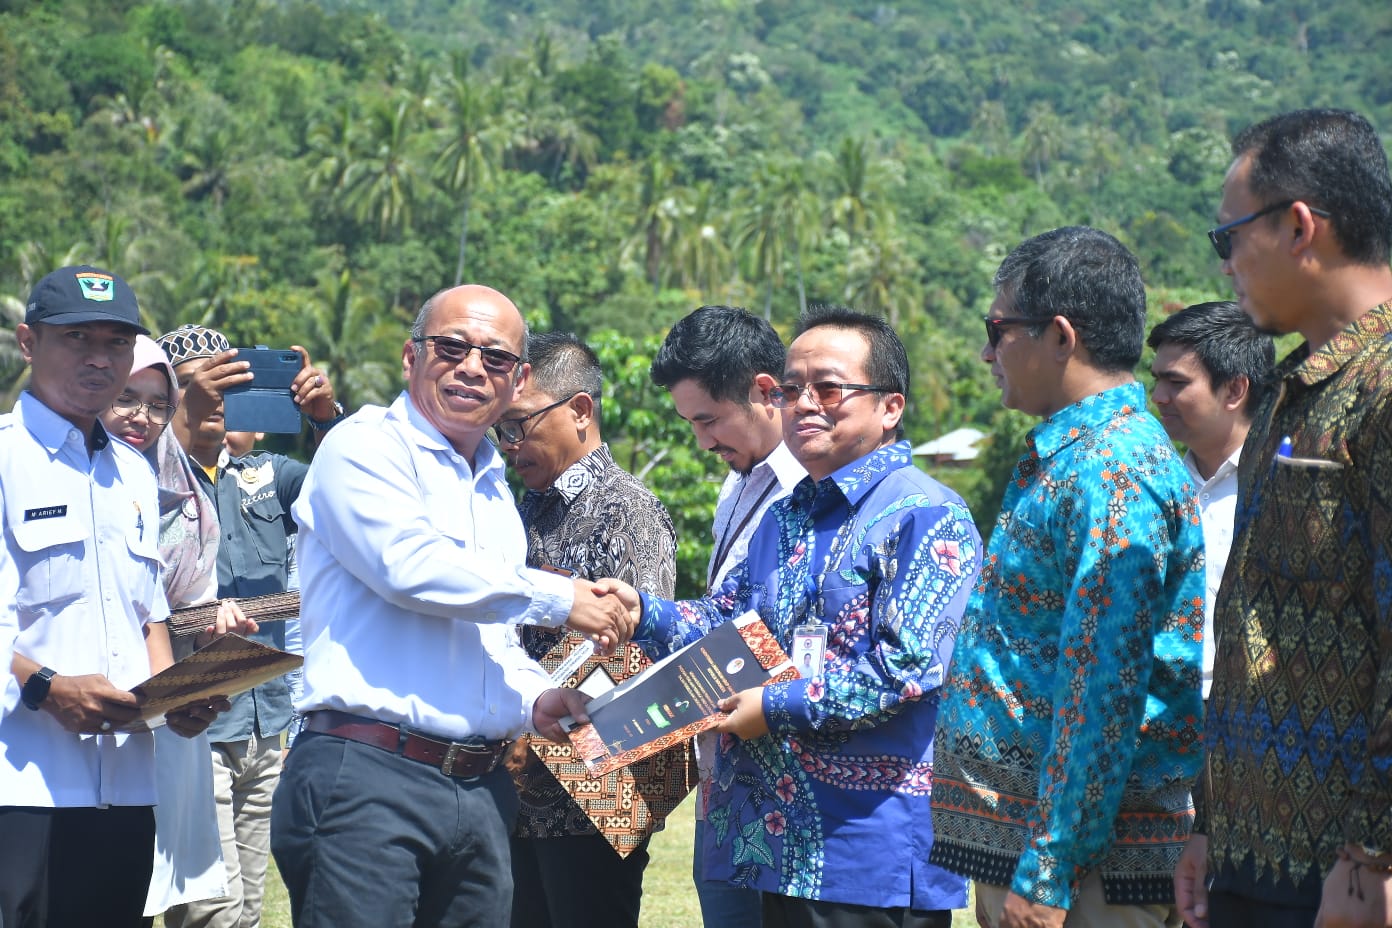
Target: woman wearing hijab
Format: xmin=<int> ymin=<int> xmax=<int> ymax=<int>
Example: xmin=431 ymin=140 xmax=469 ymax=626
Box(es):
xmin=99 ymin=335 xmax=256 ymax=923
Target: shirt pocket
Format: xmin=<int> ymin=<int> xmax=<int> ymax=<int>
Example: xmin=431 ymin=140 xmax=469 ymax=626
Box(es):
xmin=124 ymin=526 xmax=163 ymax=620
xmin=241 ymin=494 xmax=290 ymax=568
xmin=1259 ymin=457 xmax=1348 ymax=582
xmin=11 ymin=517 xmax=89 ymax=617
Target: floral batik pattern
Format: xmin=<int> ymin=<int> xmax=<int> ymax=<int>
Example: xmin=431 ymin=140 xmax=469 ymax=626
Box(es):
xmin=929 ymin=382 xmax=1206 ymax=909
xmin=638 ymin=441 xmax=981 ymax=910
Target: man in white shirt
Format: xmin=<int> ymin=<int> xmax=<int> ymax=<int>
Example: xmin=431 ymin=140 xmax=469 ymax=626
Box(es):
xmin=650 ymin=304 xmax=805 ymax=928
xmin=0 ymin=266 xmax=225 ymax=928
xmin=1148 ymin=299 xmax=1274 ymax=699
xmin=270 ymin=284 xmax=636 ymax=928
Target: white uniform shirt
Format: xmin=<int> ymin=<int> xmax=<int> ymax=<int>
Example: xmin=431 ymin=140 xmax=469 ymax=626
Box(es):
xmin=1184 ymin=447 xmax=1240 ymax=700
xmin=706 ymin=441 xmax=806 ymax=591
xmin=292 ymin=392 xmax=574 ymax=742
xmin=0 ymin=391 xmax=166 ymax=808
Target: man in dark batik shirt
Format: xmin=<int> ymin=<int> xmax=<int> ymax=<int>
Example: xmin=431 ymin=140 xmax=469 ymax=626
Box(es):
xmin=494 ymin=332 xmax=687 ymax=928
xmin=1174 ymin=108 xmax=1392 ymax=928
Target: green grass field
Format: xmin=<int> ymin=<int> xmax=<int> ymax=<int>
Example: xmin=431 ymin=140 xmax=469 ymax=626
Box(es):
xmin=185 ymin=793 xmax=974 ymax=926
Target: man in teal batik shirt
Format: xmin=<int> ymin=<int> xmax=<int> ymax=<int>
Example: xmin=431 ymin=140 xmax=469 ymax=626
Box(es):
xmin=930 ymin=227 xmax=1205 ymax=928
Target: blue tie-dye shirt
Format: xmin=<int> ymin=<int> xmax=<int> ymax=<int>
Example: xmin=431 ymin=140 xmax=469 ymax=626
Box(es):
xmin=637 ymin=440 xmax=981 ymax=910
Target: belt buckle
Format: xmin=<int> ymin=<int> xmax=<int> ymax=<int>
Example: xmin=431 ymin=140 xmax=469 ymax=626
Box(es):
xmin=441 ymin=742 xmax=461 ymax=776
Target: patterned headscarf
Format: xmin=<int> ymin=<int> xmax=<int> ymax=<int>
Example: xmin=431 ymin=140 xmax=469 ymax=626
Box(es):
xmin=127 ymin=335 xmax=221 ymax=610
xmin=157 ymin=323 xmax=231 ymax=368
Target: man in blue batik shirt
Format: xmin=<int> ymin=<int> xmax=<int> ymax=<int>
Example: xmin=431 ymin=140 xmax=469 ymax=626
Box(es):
xmin=608 ymin=307 xmax=981 ymax=928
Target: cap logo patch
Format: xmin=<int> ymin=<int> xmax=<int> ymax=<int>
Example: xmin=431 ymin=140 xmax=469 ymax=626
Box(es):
xmin=75 ymin=272 xmax=116 ymax=302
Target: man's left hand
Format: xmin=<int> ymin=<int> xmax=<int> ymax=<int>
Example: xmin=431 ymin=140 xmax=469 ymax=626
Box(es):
xmin=532 ymin=687 xmax=591 ymax=742
xmin=1315 ymin=847 xmax=1392 ymax=927
xmin=712 ymin=687 xmax=770 ymax=740
xmin=289 ymin=345 xmax=338 ymax=422
xmin=164 ymin=696 xmax=232 ymax=739
xmin=996 ymin=892 xmax=1067 ymax=928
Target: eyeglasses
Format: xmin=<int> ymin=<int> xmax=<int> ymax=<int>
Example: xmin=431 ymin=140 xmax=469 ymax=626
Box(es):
xmin=111 ymin=393 xmax=175 ymax=425
xmin=412 ymin=335 xmax=521 ymax=374
xmin=769 ymin=381 xmax=892 ymax=409
xmin=1207 ymin=200 xmax=1331 ymax=260
xmin=492 ymin=392 xmax=582 ymax=445
xmin=983 ymin=315 xmax=1041 ymax=348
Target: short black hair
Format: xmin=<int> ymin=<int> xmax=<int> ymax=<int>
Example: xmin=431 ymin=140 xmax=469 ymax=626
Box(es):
xmin=795 ymin=305 xmax=909 ymax=440
xmin=650 ymin=305 xmax=785 ymax=405
xmin=1232 ymin=109 xmax=1392 ymax=266
xmin=1147 ymin=301 xmax=1275 ymax=417
xmin=994 ymin=226 xmax=1146 ymax=373
xmin=527 ymin=331 xmax=603 ymax=421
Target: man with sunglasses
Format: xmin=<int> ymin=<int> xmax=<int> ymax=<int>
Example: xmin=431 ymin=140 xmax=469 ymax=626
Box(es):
xmin=271 ymin=285 xmax=636 ymax=928
xmin=930 ymin=227 xmax=1206 ymax=928
xmin=1174 ymin=110 xmax=1392 ymax=928
xmin=495 ymin=332 xmax=684 ymax=928
xmin=608 ymin=306 xmax=981 ymax=927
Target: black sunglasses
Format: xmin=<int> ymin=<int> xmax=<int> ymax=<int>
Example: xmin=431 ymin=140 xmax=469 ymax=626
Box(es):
xmin=492 ymin=392 xmax=582 ymax=445
xmin=983 ymin=315 xmax=1041 ymax=348
xmin=1207 ymin=200 xmax=1331 ymax=261
xmin=412 ymin=335 xmax=521 ymax=374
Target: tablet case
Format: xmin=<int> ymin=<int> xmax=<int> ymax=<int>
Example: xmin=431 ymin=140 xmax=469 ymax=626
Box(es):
xmin=224 ymin=347 xmax=303 ymax=433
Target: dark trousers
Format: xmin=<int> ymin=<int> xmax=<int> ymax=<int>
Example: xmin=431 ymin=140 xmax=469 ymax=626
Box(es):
xmin=1208 ymin=890 xmax=1318 ymax=928
xmin=0 ymin=805 xmax=155 ymax=928
xmin=509 ymin=832 xmax=651 ymax=928
xmin=762 ymin=893 xmax=953 ymax=928
xmin=271 ymin=730 xmax=519 ymax=928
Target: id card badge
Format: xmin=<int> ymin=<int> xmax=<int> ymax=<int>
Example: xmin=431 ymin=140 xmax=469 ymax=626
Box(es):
xmin=792 ymin=623 xmax=828 ymax=680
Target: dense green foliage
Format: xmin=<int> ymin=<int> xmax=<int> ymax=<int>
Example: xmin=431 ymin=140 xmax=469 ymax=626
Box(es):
xmin=2 ymin=0 xmax=1388 ymax=594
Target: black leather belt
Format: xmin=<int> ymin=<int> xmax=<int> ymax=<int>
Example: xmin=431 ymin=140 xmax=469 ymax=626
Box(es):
xmin=303 ymin=710 xmax=507 ymax=779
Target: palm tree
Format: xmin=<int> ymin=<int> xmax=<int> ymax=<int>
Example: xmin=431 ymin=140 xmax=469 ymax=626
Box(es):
xmin=433 ymin=53 xmax=507 ymax=285
xmin=1019 ymin=102 xmax=1063 ymax=187
xmin=736 ymin=157 xmax=820 ymax=319
xmin=299 ymin=269 xmax=396 ymax=413
xmin=670 ymin=181 xmax=733 ymax=299
xmin=621 ymin=151 xmax=681 ymax=292
xmin=341 ymin=94 xmax=426 ymax=240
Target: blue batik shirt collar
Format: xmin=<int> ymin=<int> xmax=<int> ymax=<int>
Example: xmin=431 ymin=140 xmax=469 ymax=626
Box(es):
xmin=1027 ymin=382 xmax=1146 ymax=461
xmin=791 ymin=439 xmax=915 ymax=509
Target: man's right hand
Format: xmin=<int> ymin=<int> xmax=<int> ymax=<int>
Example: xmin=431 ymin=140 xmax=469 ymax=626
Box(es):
xmin=564 ymin=579 xmax=639 ymax=654
xmin=1174 ymin=833 xmax=1210 ymax=928
xmin=43 ymin=673 xmax=141 ymax=735
xmin=180 ymin=349 xmax=252 ymax=425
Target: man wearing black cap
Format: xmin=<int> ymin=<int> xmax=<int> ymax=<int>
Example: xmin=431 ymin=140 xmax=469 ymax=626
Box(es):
xmin=0 ymin=266 xmax=226 ymax=928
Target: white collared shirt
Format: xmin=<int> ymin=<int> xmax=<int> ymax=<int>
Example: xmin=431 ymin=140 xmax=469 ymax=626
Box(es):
xmin=1184 ymin=447 xmax=1240 ymax=700
xmin=707 ymin=441 xmax=806 ymax=592
xmin=292 ymin=392 xmax=574 ymax=741
xmin=0 ymin=391 xmax=166 ymax=808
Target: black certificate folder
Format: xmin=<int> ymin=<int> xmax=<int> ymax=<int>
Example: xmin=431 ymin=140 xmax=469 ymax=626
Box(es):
xmin=566 ymin=611 xmax=798 ymax=776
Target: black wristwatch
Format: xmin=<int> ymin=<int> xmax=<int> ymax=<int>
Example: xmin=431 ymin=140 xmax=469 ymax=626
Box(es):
xmin=21 ymin=667 xmax=57 ymax=711
xmin=307 ymin=401 xmax=346 ymax=431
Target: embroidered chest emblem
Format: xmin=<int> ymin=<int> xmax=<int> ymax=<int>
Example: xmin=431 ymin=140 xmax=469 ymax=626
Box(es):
xmin=236 ymin=460 xmax=275 ymax=493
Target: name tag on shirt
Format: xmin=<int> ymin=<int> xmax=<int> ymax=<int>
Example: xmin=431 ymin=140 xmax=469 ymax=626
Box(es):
xmin=793 ymin=623 xmax=828 ymax=680
xmin=24 ymin=505 xmax=67 ymax=521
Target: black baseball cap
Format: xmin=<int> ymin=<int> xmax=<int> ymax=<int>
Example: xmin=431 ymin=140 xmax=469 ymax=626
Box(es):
xmin=25 ymin=265 xmax=149 ymax=334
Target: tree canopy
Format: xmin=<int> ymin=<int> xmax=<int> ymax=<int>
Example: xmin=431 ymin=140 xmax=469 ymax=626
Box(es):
xmin=2 ymin=0 xmax=1387 ymax=594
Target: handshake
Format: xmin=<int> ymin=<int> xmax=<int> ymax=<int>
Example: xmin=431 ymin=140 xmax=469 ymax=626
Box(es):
xmin=531 ymin=577 xmax=641 ymax=742
xmin=562 ymin=577 xmax=643 ymax=654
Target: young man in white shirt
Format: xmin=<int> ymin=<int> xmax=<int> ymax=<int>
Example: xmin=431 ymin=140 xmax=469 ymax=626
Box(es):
xmin=1147 ymin=300 xmax=1273 ymax=699
xmin=650 ymin=305 xmax=804 ymax=928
